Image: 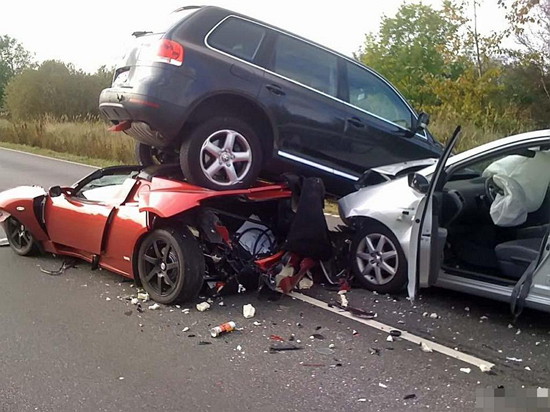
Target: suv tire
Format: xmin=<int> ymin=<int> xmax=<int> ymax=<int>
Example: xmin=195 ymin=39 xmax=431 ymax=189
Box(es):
xmin=179 ymin=116 xmax=263 ymax=190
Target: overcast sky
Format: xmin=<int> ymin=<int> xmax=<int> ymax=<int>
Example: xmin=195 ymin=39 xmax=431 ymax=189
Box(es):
xmin=1 ymin=1 xmax=507 ymax=73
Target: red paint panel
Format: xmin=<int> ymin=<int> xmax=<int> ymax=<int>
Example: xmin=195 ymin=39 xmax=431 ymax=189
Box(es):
xmin=44 ymin=196 xmax=112 ymax=255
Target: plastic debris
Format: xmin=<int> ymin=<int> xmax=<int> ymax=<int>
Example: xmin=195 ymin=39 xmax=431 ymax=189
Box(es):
xmin=339 ymin=290 xmax=349 ymax=308
xmin=182 ymin=308 xmax=190 ymax=314
xmin=136 ymin=303 xmax=143 ymax=313
xmin=269 ymin=342 xmax=303 ymax=352
xmin=404 ymin=394 xmax=416 ymax=400
xmin=506 ymin=357 xmax=523 ymax=362
xmin=196 ymin=302 xmax=211 ymax=312
xmin=352 ymin=330 xmax=358 ymax=336
xmin=130 ymin=298 xmax=139 ymax=305
xmin=389 ymin=330 xmax=402 ymax=337
xmin=298 ymin=276 xmax=314 ymax=290
xmin=516 ymin=329 xmax=521 ymax=335
xmin=237 ymin=345 xmax=242 ymax=351
xmin=328 ymin=343 xmax=335 ymax=349
xmin=210 ymin=321 xmax=236 ymax=338
xmin=118 ymin=376 xmax=124 ymax=380
xmin=357 ymin=399 xmax=367 ymax=402
xmin=310 ymin=333 xmax=325 ymax=340
xmin=379 ymin=383 xmax=388 ymax=388
xmin=369 ymin=347 xmax=381 ymax=356
xmin=0 ymin=238 xmax=8 ymax=247
xmin=137 ymin=292 xmax=149 ymax=302
xmin=479 ymin=364 xmax=493 ymax=373
xmin=105 ymin=297 xmax=111 ymax=301
xmin=420 ymin=342 xmax=433 ymax=353
xmin=429 ymin=313 xmax=438 ymax=319
xmin=480 ymin=315 xmax=489 ymax=320
xmin=525 ymin=366 xmax=532 ymax=371
xmin=218 ymin=301 xmax=225 ymax=306
xmin=182 ymin=327 xmax=190 ymax=332
xmin=386 ymin=335 xmax=394 ymax=342
xmin=253 ymin=321 xmax=262 ymax=326
xmin=148 ymin=303 xmax=160 ymax=310
xmin=243 ymin=304 xmax=256 ymax=319
xmin=270 ymin=335 xmax=285 ymax=342
xmin=237 ymin=283 xmax=246 ymax=293
xmin=508 ymin=324 xmax=514 ymax=329
xmin=460 ymin=368 xmax=471 ymax=374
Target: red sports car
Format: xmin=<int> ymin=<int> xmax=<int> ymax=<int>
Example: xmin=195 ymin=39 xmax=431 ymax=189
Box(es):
xmin=0 ymin=165 xmax=304 ymax=303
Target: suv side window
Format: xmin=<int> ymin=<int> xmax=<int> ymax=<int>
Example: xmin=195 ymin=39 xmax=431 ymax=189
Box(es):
xmin=346 ymin=62 xmax=414 ymax=129
xmin=208 ymin=17 xmax=266 ymax=62
xmin=272 ymin=34 xmax=338 ymax=97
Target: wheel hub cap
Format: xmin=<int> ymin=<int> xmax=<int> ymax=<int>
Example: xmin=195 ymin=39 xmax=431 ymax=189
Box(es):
xmin=160 ymin=262 xmax=167 ymax=271
xmin=356 ymin=233 xmax=399 ymax=285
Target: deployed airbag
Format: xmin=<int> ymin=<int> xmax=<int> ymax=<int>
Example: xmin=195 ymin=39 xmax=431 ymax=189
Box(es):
xmin=490 ymin=175 xmax=528 ymax=227
xmin=483 ymin=151 xmax=550 ymax=212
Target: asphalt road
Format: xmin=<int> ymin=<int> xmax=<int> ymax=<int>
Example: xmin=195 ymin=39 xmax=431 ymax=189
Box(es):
xmin=0 ymin=148 xmax=548 ymax=412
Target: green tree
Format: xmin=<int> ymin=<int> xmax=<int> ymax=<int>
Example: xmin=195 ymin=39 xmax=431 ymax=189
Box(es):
xmin=0 ymin=35 xmax=35 ymax=107
xmin=5 ymin=60 xmax=112 ymax=120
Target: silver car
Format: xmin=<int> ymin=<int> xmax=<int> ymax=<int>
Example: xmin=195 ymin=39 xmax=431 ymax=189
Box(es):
xmin=339 ymin=129 xmax=550 ymax=314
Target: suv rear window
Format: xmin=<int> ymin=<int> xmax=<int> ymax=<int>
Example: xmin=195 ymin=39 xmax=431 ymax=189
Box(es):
xmin=273 ymin=34 xmax=338 ymax=97
xmin=208 ymin=17 xmax=267 ymax=62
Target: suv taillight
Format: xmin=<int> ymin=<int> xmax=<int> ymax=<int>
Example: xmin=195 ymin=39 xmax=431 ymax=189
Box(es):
xmin=155 ymin=39 xmax=184 ymax=66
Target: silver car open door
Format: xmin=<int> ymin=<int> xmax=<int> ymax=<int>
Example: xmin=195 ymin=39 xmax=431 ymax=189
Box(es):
xmin=408 ymin=127 xmax=462 ymax=300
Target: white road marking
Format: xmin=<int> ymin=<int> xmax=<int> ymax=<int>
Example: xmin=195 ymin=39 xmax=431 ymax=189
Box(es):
xmin=0 ymin=147 xmax=96 ymax=169
xmin=291 ymin=292 xmax=495 ymax=371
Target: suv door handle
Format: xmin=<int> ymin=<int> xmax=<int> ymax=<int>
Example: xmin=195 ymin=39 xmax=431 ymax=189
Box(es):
xmin=265 ymin=84 xmax=285 ymax=96
xmin=346 ymin=117 xmax=365 ymax=128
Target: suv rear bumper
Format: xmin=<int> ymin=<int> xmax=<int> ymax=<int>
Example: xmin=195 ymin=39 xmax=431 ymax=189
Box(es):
xmin=99 ymin=88 xmax=184 ymax=147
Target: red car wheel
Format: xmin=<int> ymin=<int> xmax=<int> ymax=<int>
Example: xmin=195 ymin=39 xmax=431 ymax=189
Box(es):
xmin=4 ymin=217 xmax=37 ymax=256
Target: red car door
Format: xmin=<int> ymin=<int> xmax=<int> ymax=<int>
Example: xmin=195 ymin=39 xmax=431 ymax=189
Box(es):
xmin=44 ymin=169 xmax=139 ymax=255
xmin=44 ymin=195 xmax=113 ymax=255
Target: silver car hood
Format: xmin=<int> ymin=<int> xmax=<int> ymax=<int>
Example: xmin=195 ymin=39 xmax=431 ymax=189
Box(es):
xmin=369 ymin=158 xmax=437 ymax=178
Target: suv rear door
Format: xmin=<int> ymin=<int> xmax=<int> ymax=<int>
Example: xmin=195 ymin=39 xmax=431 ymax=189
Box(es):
xmin=260 ymin=32 xmax=354 ymax=187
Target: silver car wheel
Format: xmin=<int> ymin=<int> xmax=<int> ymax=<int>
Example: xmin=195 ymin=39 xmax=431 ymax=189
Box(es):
xmin=356 ymin=233 xmax=399 ymax=285
xmin=199 ymin=129 xmax=252 ymax=187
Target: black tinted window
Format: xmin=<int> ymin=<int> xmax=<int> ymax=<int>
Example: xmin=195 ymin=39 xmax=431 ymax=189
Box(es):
xmin=346 ymin=62 xmax=413 ymax=129
xmin=208 ymin=17 xmax=266 ymax=62
xmin=273 ymin=35 xmax=338 ymax=97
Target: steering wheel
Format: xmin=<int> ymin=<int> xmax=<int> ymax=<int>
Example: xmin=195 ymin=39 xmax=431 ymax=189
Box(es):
xmin=485 ymin=176 xmax=504 ymax=204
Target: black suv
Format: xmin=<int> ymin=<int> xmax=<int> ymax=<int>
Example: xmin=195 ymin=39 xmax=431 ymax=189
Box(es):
xmin=99 ymin=6 xmax=442 ymax=195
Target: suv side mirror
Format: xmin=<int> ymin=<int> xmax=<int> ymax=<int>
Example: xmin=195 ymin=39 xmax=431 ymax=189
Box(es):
xmin=48 ymin=186 xmax=63 ymax=197
xmin=408 ymin=172 xmax=430 ymax=194
xmin=414 ymin=112 xmax=430 ymax=133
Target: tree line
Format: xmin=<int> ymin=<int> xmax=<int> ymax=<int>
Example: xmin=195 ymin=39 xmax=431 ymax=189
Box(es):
xmin=0 ymin=0 xmax=548 ymax=138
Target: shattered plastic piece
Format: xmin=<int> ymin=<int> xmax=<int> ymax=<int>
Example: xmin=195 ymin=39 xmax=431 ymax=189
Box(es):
xmin=269 ymin=342 xmax=303 ymax=352
xmin=480 ymin=316 xmax=489 ymax=320
xmin=420 ymin=342 xmax=433 ymax=353
xmin=0 ymin=238 xmax=8 ymax=247
xmin=105 ymin=297 xmax=111 ymax=301
xmin=148 ymin=303 xmax=160 ymax=310
xmin=210 ymin=321 xmax=237 ymax=338
xmin=379 ymin=383 xmax=388 ymax=388
xmin=404 ymin=394 xmax=416 ymax=400
xmin=182 ymin=308 xmax=190 ymax=314
xmin=352 ymin=330 xmax=358 ymax=336
xmin=237 ymin=345 xmax=242 ymax=351
xmin=357 ymin=399 xmax=367 ymax=402
xmin=506 ymin=357 xmax=523 ymax=362
xmin=130 ymin=298 xmax=139 ymax=305
xmin=243 ymin=304 xmax=256 ymax=319
xmin=328 ymin=343 xmax=335 ymax=349
xmin=516 ymin=329 xmax=521 ymax=335
xmin=218 ymin=301 xmax=225 ymax=306
xmin=536 ymin=342 xmax=541 ymax=346
xmin=196 ymin=302 xmax=211 ymax=312
xmin=422 ymin=312 xmax=428 ymax=317
xmin=237 ymin=283 xmax=246 ymax=294
xmin=298 ymin=276 xmax=314 ymax=290
xmin=253 ymin=321 xmax=262 ymax=326
xmin=311 ymin=333 xmax=325 ymax=340
xmin=118 ymin=376 xmax=124 ymax=380
xmin=525 ymin=366 xmax=532 ymax=371
xmin=386 ymin=335 xmax=394 ymax=342
xmin=270 ymin=335 xmax=285 ymax=342
xmin=508 ymin=324 xmax=514 ymax=329
xmin=369 ymin=347 xmax=381 ymax=356
xmin=429 ymin=313 xmax=438 ymax=319
xmin=137 ymin=292 xmax=149 ymax=302
xmin=479 ymin=364 xmax=493 ymax=373
xmin=182 ymin=327 xmax=190 ymax=332
xmin=460 ymin=368 xmax=471 ymax=374
xmin=339 ymin=291 xmax=349 ymax=308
